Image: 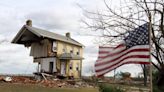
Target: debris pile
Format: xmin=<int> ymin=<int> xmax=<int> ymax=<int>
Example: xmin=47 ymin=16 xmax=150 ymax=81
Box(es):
xmin=40 ymin=80 xmax=68 ymax=88
xmin=0 ymin=76 xmax=94 ymax=88
xmin=11 ymin=76 xmax=70 ymax=87
xmin=12 ymin=76 xmax=36 ymax=84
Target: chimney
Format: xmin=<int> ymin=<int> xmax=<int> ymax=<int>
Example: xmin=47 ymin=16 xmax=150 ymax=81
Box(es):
xmin=66 ymin=32 xmax=71 ymax=38
xmin=26 ymin=19 xmax=32 ymax=27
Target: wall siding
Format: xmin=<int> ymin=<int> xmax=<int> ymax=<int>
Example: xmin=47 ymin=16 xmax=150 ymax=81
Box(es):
xmin=40 ymin=58 xmax=56 ymax=72
xmin=56 ymin=41 xmax=83 ymax=78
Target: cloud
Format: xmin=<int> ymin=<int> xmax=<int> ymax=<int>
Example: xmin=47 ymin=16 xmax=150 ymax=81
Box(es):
xmin=24 ymin=6 xmax=81 ymax=32
xmin=0 ymin=5 xmax=26 ymax=41
xmin=0 ymin=41 xmax=37 ymax=74
xmin=82 ymin=60 xmax=95 ymax=76
xmin=0 ymin=0 xmax=142 ymax=76
xmin=82 ymin=45 xmax=98 ymax=76
xmin=0 ymin=1 xmax=84 ymax=74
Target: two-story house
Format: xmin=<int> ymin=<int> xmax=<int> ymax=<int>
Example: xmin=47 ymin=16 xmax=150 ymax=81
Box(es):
xmin=11 ymin=20 xmax=84 ymax=78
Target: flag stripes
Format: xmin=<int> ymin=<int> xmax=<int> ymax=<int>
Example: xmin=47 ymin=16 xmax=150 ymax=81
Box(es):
xmin=95 ymin=45 xmax=150 ymax=77
xmin=95 ymin=23 xmax=150 ymax=77
xmin=96 ymin=59 xmax=150 ymax=77
xmin=98 ymin=46 xmax=114 ymax=60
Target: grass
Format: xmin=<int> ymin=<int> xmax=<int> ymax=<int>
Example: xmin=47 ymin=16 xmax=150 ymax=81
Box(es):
xmin=97 ymin=83 xmax=149 ymax=92
xmin=98 ymin=84 xmax=125 ymax=92
xmin=0 ymin=83 xmax=99 ymax=92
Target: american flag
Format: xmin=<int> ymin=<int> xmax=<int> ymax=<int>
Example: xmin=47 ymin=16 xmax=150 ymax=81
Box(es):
xmin=95 ymin=23 xmax=150 ymax=77
xmin=97 ymin=46 xmax=114 ymax=60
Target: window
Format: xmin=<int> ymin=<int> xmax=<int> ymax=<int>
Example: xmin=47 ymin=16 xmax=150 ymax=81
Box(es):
xmin=70 ymin=46 xmax=74 ymax=54
xmin=76 ymin=63 xmax=79 ymax=71
xmin=63 ymin=44 xmax=67 ymax=53
xmin=52 ymin=41 xmax=57 ymax=52
xmin=69 ymin=62 xmax=73 ymax=70
xmin=77 ymin=52 xmax=79 ymax=55
xmin=70 ymin=50 xmax=73 ymax=53
xmin=77 ymin=48 xmax=80 ymax=55
xmin=63 ymin=49 xmax=66 ymax=53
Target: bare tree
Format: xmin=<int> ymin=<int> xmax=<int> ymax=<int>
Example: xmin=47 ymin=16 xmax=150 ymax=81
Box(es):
xmin=82 ymin=0 xmax=164 ymax=87
xmin=141 ymin=64 xmax=149 ymax=86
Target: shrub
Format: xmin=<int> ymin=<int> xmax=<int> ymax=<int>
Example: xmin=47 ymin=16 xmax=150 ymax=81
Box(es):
xmin=153 ymin=85 xmax=162 ymax=92
xmin=98 ymin=84 xmax=125 ymax=92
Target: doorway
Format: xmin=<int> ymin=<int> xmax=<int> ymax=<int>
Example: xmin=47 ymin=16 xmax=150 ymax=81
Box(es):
xmin=61 ymin=62 xmax=66 ymax=75
xmin=49 ymin=62 xmax=54 ymax=73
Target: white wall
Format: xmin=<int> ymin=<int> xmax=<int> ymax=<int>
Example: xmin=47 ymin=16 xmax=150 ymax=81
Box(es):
xmin=40 ymin=58 xmax=56 ymax=72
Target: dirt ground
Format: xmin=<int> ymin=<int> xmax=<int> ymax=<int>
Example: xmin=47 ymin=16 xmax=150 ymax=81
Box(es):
xmin=0 ymin=76 xmax=98 ymax=92
xmin=0 ymin=76 xmax=150 ymax=92
xmin=0 ymin=83 xmax=98 ymax=92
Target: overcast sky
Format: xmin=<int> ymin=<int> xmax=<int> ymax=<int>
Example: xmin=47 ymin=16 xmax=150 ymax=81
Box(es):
xmin=0 ymin=0 xmax=142 ymax=77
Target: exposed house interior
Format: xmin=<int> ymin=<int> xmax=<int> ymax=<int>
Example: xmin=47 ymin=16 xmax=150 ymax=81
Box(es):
xmin=12 ymin=20 xmax=84 ymax=79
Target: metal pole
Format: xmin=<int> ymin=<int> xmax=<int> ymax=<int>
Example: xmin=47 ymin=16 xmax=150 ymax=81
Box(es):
xmin=148 ymin=21 xmax=153 ymax=92
xmin=150 ymin=63 xmax=153 ymax=92
xmin=114 ymin=69 xmax=116 ymax=83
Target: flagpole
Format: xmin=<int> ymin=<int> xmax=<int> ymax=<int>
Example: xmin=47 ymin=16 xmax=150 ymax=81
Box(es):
xmin=148 ymin=20 xmax=153 ymax=92
xmin=150 ymin=63 xmax=153 ymax=92
xmin=114 ymin=69 xmax=116 ymax=83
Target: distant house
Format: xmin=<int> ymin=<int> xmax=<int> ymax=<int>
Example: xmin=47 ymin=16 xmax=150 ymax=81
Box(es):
xmin=12 ymin=20 xmax=84 ymax=78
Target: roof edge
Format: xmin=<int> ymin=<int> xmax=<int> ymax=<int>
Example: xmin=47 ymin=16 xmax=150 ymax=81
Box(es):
xmin=11 ymin=25 xmax=26 ymax=43
xmin=11 ymin=25 xmax=43 ymax=44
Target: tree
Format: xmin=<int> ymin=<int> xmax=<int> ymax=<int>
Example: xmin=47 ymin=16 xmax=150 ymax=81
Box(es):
xmin=82 ymin=0 xmax=164 ymax=87
xmin=141 ymin=64 xmax=149 ymax=86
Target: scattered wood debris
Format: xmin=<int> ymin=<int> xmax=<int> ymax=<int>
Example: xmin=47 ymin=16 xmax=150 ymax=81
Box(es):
xmin=0 ymin=75 xmax=94 ymax=88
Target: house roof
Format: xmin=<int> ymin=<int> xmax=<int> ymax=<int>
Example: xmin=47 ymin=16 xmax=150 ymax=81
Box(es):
xmin=11 ymin=25 xmax=84 ymax=47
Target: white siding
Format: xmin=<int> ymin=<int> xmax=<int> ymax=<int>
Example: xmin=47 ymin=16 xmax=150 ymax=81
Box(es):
xmin=40 ymin=58 xmax=56 ymax=72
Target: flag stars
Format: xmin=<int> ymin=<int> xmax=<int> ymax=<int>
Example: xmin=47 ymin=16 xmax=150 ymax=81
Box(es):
xmin=124 ymin=23 xmax=149 ymax=48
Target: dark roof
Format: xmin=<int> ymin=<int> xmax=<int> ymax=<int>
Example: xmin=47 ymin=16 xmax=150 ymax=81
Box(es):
xmin=12 ymin=25 xmax=84 ymax=47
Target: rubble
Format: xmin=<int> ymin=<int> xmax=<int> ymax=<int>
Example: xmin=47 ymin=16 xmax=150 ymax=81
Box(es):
xmin=0 ymin=75 xmax=94 ymax=88
xmin=3 ymin=77 xmax=12 ymax=82
xmin=0 ymin=76 xmax=3 ymax=81
xmin=0 ymin=76 xmax=12 ymax=82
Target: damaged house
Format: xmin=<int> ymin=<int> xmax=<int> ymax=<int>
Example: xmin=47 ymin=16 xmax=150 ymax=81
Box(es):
xmin=11 ymin=20 xmax=84 ymax=78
